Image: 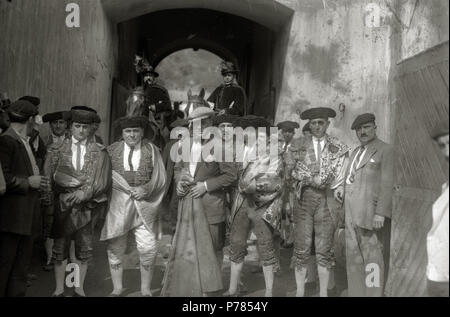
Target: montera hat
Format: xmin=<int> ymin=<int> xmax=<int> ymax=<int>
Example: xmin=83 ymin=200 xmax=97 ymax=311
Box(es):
xmin=300 ymin=107 xmax=336 ymax=120
xmin=43 ymin=111 xmax=67 ymax=123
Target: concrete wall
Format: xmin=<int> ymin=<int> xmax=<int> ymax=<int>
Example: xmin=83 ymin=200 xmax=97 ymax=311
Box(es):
xmin=0 ymin=0 xmax=117 ymax=142
xmin=400 ymin=0 xmax=449 ymax=60
xmin=274 ymin=0 xmax=399 ymax=149
xmin=273 ymin=0 xmax=449 ymax=149
xmin=1 ymin=0 xmax=447 ymax=148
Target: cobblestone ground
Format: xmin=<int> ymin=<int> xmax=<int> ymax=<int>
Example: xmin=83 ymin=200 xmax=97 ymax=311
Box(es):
xmin=25 ymin=231 xmax=348 ymax=297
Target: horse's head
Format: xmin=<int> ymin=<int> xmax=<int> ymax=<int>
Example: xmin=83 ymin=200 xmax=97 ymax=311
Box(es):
xmin=126 ymin=86 xmax=147 ymax=117
xmin=186 ymin=88 xmax=209 ymax=116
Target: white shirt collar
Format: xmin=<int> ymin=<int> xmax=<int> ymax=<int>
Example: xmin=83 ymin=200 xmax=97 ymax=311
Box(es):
xmin=312 ymin=136 xmax=326 ymax=143
xmin=124 ymin=141 xmax=141 ymax=151
xmin=72 ymin=136 xmax=87 ymax=146
xmin=11 ymin=126 xmax=30 ymax=143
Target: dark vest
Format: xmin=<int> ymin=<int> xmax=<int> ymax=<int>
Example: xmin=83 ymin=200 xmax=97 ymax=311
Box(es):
xmin=108 ymin=141 xmax=154 ymax=187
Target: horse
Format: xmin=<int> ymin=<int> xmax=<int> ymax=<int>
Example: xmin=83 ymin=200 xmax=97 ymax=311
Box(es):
xmin=184 ymin=88 xmax=210 ymax=117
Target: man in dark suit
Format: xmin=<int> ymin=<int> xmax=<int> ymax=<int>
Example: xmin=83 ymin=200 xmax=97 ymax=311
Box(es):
xmin=18 ymin=96 xmax=47 ymax=171
xmin=207 ymin=61 xmax=247 ymax=116
xmin=337 ymin=113 xmax=394 ymax=297
xmin=0 ymin=100 xmax=50 ymax=297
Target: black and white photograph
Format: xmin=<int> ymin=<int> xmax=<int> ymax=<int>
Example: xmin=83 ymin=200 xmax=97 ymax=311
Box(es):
xmin=0 ymin=0 xmax=448 ymax=303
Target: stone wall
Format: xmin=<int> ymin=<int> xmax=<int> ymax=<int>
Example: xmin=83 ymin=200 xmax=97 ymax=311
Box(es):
xmin=0 ymin=0 xmax=117 ymax=142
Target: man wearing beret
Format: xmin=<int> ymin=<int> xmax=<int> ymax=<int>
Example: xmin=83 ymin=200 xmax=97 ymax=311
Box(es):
xmin=18 ymin=96 xmax=47 ymax=171
xmin=277 ymin=121 xmax=300 ymax=248
xmin=43 ymin=107 xmax=112 ymax=297
xmin=338 ymin=113 xmax=393 ymax=297
xmin=207 ymin=61 xmax=247 ymax=116
xmin=0 ymin=100 xmax=50 ymax=296
xmin=101 ymin=116 xmax=166 ymax=297
xmin=287 ymin=107 xmax=350 ymax=297
xmin=426 ymin=121 xmax=449 ymax=297
xmin=161 ymin=107 xmax=237 ymax=296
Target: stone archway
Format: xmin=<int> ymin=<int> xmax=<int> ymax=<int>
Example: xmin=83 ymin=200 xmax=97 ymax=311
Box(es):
xmin=103 ymin=1 xmax=294 ymax=137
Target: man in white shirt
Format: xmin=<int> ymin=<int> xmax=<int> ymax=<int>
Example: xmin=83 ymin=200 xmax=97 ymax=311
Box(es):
xmin=427 ymin=121 xmax=449 ymax=297
xmin=44 ymin=108 xmax=111 ymax=297
xmin=288 ymin=107 xmax=350 ymax=297
xmin=101 ymin=116 xmax=166 ymax=297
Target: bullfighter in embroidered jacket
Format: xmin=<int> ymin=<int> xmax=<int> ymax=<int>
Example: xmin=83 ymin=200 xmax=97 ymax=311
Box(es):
xmin=44 ymin=108 xmax=112 ymax=297
xmin=40 ymin=111 xmax=70 ymax=272
xmin=225 ymin=116 xmax=283 ymax=297
xmin=101 ymin=116 xmax=166 ymax=297
xmin=287 ymin=107 xmax=349 ymax=297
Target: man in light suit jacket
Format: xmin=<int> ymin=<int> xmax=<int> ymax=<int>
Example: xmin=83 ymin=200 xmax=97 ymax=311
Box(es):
xmin=337 ymin=113 xmax=394 ymax=297
xmin=174 ymin=107 xmax=237 ymax=262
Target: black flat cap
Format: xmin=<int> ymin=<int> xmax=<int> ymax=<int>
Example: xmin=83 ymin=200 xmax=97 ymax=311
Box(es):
xmin=19 ymin=96 xmax=40 ymax=106
xmin=43 ymin=111 xmax=67 ymax=123
xmin=8 ymin=100 xmax=39 ymax=120
xmin=351 ymin=113 xmax=376 ymax=130
xmin=431 ymin=121 xmax=449 ymax=140
xmin=300 ymin=107 xmax=336 ymax=120
xmin=277 ymin=121 xmax=300 ymax=131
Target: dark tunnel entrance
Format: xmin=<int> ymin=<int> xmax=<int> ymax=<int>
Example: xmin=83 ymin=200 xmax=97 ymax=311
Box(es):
xmin=110 ymin=8 xmax=293 ymax=141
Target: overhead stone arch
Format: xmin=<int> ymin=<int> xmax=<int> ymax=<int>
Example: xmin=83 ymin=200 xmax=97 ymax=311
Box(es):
xmin=106 ymin=0 xmax=295 ymax=133
xmin=150 ymin=37 xmax=238 ymax=70
xmin=102 ymin=0 xmax=294 ymax=31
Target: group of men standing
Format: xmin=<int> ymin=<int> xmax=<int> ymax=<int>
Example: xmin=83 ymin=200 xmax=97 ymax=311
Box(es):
xmin=0 ymin=58 xmax=447 ymax=298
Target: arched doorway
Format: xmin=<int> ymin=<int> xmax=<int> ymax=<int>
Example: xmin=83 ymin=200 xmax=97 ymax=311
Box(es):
xmin=156 ymin=48 xmax=223 ymax=107
xmin=107 ymin=3 xmax=294 ymax=140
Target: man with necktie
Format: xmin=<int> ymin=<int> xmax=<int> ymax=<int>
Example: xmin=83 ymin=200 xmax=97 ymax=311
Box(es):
xmin=337 ymin=113 xmax=394 ymax=297
xmin=161 ymin=107 xmax=237 ymax=297
xmin=287 ymin=107 xmax=350 ymax=297
xmin=101 ymin=116 xmax=166 ymax=297
xmin=44 ymin=107 xmax=111 ymax=297
xmin=207 ymin=61 xmax=247 ymax=116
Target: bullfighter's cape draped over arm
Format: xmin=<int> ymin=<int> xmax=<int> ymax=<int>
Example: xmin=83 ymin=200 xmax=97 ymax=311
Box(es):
xmin=230 ymin=137 xmax=284 ymax=232
xmin=288 ymin=135 xmax=349 ymax=196
xmin=43 ymin=139 xmax=112 ymax=237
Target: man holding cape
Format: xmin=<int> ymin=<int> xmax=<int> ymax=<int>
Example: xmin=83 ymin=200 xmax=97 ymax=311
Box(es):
xmin=100 ymin=116 xmax=166 ymax=297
